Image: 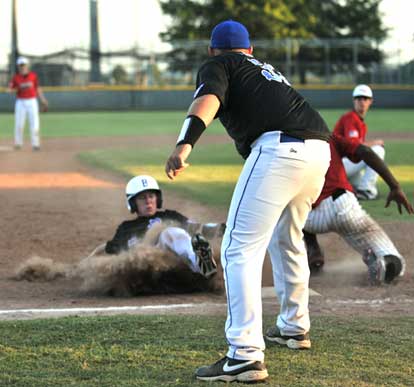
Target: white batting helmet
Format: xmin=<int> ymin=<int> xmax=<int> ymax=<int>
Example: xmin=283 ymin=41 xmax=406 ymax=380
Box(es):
xmin=125 ymin=175 xmax=162 ymax=213
xmin=352 ymin=84 xmax=373 ymax=98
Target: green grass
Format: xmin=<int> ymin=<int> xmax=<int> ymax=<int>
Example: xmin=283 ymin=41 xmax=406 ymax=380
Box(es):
xmin=79 ymin=141 xmax=414 ymax=221
xmin=0 ymin=315 xmax=412 ymax=386
xmin=0 ymin=111 xmax=226 ymax=138
xmin=1 ymin=109 xmax=413 ymax=138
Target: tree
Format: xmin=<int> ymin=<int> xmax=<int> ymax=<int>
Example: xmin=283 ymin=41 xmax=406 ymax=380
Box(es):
xmin=112 ymin=65 xmax=128 ymax=84
xmin=160 ymin=0 xmax=388 ymax=83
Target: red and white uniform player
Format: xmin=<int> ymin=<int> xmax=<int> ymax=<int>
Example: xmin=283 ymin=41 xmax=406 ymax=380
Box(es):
xmin=304 ymin=133 xmax=405 ymax=280
xmin=333 ymin=84 xmax=384 ymax=200
xmin=8 ymin=56 xmax=48 ymax=150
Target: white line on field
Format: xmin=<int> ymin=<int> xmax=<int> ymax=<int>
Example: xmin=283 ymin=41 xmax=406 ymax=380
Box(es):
xmin=0 ymin=303 xmax=226 ymax=315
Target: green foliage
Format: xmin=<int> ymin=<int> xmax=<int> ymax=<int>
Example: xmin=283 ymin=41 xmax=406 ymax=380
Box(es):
xmin=159 ymin=0 xmax=388 ymax=76
xmin=0 ymin=315 xmax=413 ymax=386
xmin=111 ymin=65 xmax=128 ymax=85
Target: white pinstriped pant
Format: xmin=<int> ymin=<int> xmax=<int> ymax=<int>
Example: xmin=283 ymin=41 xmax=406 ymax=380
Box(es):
xmin=304 ymin=190 xmax=404 ymax=274
xmin=221 ymin=131 xmax=330 ymax=362
xmin=14 ymin=98 xmax=40 ymax=147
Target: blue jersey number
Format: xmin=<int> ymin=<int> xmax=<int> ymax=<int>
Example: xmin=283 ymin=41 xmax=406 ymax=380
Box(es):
xmin=247 ymin=58 xmax=291 ymax=86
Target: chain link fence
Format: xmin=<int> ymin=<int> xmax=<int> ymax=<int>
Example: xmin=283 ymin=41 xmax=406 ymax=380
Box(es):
xmin=1 ymin=38 xmax=413 ymax=87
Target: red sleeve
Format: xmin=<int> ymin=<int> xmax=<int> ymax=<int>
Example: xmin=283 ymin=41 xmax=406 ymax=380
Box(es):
xmin=331 ymin=133 xmax=361 ymax=163
xmin=333 ymin=112 xmax=362 ymax=145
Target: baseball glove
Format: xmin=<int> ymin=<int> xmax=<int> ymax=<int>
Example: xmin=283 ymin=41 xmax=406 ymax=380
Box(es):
xmin=40 ymin=100 xmax=49 ymax=112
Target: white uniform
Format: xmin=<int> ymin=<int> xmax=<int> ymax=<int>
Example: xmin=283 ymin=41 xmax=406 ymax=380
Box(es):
xmin=157 ymin=226 xmax=203 ymax=273
xmin=304 ymin=190 xmax=405 ymax=275
xmin=343 ymin=144 xmax=385 ymax=198
xmin=14 ymin=98 xmax=40 ymax=148
xmin=221 ymin=131 xmax=330 ymax=361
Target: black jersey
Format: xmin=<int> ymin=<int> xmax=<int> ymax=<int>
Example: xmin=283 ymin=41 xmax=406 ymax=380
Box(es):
xmin=195 ymin=52 xmax=331 ymax=158
xmin=105 ymin=210 xmax=188 ymax=255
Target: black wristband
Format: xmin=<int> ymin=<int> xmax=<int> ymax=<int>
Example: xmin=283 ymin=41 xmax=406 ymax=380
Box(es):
xmin=176 ymin=115 xmax=206 ymax=147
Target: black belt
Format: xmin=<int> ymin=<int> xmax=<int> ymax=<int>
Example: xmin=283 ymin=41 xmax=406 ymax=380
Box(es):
xmin=332 ymin=188 xmax=346 ymax=201
xmin=280 ymin=133 xmax=305 ymax=143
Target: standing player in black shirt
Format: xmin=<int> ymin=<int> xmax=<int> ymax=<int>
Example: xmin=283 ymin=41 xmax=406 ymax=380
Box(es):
xmin=105 ymin=175 xmax=217 ymax=278
xmin=165 ymin=20 xmax=331 ymax=383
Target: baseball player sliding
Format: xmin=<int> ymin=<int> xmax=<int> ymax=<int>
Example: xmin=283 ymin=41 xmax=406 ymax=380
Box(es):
xmin=7 ymin=56 xmax=48 ymax=151
xmin=304 ymin=134 xmax=413 ymax=283
xmin=102 ymin=175 xmax=218 ymax=279
xmin=165 ymin=20 xmax=331 ymax=383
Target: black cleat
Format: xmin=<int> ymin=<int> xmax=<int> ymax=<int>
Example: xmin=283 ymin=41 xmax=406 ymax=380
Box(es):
xmin=195 ymin=356 xmax=268 ymax=383
xmin=265 ymin=326 xmax=311 ymax=349
xmin=356 ymin=189 xmax=378 ymax=201
xmin=191 ymin=233 xmax=217 ymax=278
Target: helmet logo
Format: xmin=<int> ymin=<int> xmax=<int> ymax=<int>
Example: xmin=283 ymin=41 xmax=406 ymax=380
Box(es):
xmin=141 ymin=178 xmax=148 ymax=187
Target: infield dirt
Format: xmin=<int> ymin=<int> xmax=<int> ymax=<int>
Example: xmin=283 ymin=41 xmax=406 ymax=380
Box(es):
xmin=0 ymin=134 xmax=413 ymax=318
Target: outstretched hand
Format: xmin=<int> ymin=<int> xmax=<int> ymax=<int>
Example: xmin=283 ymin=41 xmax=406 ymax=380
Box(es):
xmin=165 ymin=144 xmax=192 ymax=180
xmin=385 ymin=187 xmax=414 ymax=214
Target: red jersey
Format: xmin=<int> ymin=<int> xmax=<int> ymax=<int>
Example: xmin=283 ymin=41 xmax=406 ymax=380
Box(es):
xmin=333 ymin=110 xmax=367 ymax=145
xmin=313 ymin=134 xmax=361 ymax=208
xmin=9 ymin=71 xmax=39 ymax=99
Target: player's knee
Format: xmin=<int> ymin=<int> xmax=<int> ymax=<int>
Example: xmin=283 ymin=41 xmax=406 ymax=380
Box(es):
xmin=160 ymin=226 xmax=190 ymax=241
xmin=371 ymin=144 xmax=385 ymax=160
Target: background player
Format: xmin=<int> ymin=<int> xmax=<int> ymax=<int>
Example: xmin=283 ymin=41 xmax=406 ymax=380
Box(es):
xmin=165 ymin=20 xmax=331 ymax=383
xmin=102 ymin=175 xmax=218 ymax=278
xmin=7 ymin=56 xmax=48 ymax=151
xmin=334 ymin=84 xmax=384 ymax=200
xmin=303 ymin=133 xmax=413 ymax=282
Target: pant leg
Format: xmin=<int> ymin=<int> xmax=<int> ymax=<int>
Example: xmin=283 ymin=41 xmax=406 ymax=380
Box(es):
xmin=222 ymin=133 xmax=330 ymax=361
xmin=27 ymin=98 xmax=40 ymax=147
xmin=268 ymin=140 xmax=330 ymax=335
xmin=157 ymin=227 xmax=200 ymax=273
xmin=358 ymin=145 xmax=385 ymax=196
xmin=329 ymin=192 xmax=404 ymax=272
xmin=304 ymin=196 xmax=337 ymax=235
xmin=14 ymin=99 xmax=26 ymax=146
xmin=343 ymin=157 xmax=364 ymax=188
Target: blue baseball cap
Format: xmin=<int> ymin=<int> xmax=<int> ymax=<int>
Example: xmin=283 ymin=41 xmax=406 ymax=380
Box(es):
xmin=210 ymin=20 xmax=250 ymax=49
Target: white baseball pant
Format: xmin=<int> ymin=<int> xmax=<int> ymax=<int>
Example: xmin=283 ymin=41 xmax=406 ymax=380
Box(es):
xmin=304 ymin=190 xmax=405 ymax=274
xmin=221 ymin=131 xmax=330 ymax=362
xmin=14 ymin=98 xmax=40 ymax=148
xmin=157 ymin=227 xmax=202 ymax=273
xmin=343 ymin=145 xmax=385 ymax=198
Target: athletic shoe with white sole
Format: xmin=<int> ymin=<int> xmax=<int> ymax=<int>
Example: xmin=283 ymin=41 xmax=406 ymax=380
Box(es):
xmin=191 ymin=233 xmax=217 ymax=278
xmin=265 ymin=326 xmax=311 ymax=349
xmin=195 ymin=356 xmax=268 ymax=383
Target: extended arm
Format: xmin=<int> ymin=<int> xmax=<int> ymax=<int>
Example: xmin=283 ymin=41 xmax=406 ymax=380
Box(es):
xmin=165 ymin=94 xmax=220 ymax=180
xmin=355 ymin=144 xmax=413 ymax=214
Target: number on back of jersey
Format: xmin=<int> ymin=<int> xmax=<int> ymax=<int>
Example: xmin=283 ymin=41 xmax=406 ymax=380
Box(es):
xmin=247 ymin=58 xmax=291 ymax=86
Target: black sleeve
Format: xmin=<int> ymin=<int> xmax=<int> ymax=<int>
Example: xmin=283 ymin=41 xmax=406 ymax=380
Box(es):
xmin=105 ymin=222 xmax=128 ymax=255
xmin=195 ymin=58 xmax=229 ymax=108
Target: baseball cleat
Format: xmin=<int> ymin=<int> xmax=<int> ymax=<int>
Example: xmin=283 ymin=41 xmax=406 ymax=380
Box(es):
xmin=363 ymin=249 xmax=384 ymax=285
xmin=356 ymin=189 xmax=378 ymax=201
xmin=195 ymin=356 xmax=268 ymax=382
xmin=191 ymin=233 xmax=217 ymax=278
xmin=265 ymin=326 xmax=311 ymax=349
